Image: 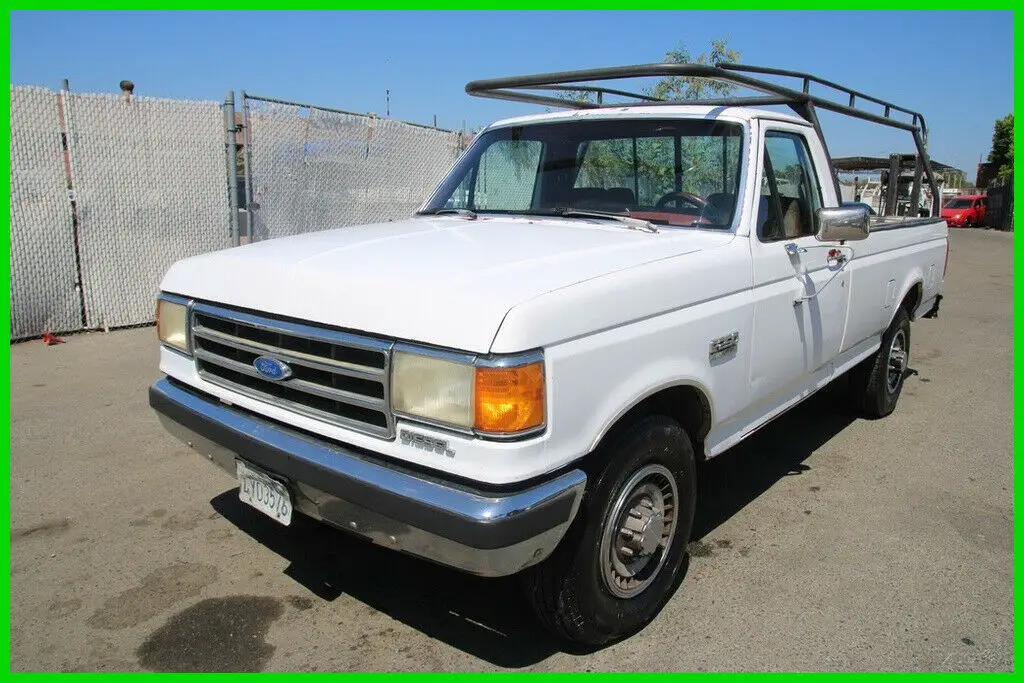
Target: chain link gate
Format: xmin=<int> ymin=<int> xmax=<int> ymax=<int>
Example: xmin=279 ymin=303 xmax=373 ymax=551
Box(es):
xmin=64 ymin=92 xmax=231 ymax=330
xmin=9 ymin=86 xmax=83 ymax=339
xmin=241 ymin=94 xmax=468 ymax=241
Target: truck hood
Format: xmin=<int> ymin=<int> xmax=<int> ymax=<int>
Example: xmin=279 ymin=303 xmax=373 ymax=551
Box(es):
xmin=161 ymin=215 xmax=733 ymax=353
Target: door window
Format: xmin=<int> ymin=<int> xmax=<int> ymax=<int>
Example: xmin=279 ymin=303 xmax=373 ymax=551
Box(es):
xmin=757 ymin=132 xmax=823 ymax=241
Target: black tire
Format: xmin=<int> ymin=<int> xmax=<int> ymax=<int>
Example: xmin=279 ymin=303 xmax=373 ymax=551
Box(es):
xmin=523 ymin=415 xmax=696 ymax=646
xmin=849 ymin=307 xmax=911 ymax=418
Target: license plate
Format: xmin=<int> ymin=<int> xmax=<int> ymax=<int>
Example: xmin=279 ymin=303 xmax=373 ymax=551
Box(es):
xmin=236 ymin=460 xmax=292 ymax=526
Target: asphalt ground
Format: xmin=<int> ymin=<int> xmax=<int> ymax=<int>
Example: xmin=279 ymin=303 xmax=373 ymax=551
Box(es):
xmin=9 ymin=227 xmax=1014 ymax=671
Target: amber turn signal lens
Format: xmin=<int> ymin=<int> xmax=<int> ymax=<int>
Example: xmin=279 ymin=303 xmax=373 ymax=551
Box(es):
xmin=474 ymin=361 xmax=545 ymax=435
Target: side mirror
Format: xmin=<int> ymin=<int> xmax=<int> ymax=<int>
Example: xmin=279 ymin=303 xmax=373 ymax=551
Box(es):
xmin=816 ymin=205 xmax=870 ymax=242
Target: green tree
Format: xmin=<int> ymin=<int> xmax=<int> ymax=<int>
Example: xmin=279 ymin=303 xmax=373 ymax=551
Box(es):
xmin=555 ymin=88 xmax=601 ymax=106
xmin=551 ymin=40 xmax=743 ymax=208
xmin=988 ymin=113 xmax=1013 ymax=178
xmin=556 ymin=38 xmax=740 ymax=106
xmin=647 ymin=38 xmax=741 ymax=101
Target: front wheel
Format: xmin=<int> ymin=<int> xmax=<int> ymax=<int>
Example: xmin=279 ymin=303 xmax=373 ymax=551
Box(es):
xmin=523 ymin=415 xmax=696 ymax=645
xmin=849 ymin=307 xmax=911 ymax=418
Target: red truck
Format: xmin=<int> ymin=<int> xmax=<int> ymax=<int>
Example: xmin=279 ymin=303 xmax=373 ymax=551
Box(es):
xmin=941 ymin=194 xmax=987 ymax=227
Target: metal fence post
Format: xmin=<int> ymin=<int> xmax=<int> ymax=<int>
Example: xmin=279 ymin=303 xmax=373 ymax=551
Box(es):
xmin=241 ymin=91 xmax=255 ymax=241
xmin=224 ymin=90 xmax=240 ymax=246
xmin=57 ymin=78 xmax=89 ymax=329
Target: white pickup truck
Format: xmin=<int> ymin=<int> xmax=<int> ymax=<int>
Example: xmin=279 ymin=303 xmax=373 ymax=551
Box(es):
xmin=149 ymin=64 xmax=947 ymax=645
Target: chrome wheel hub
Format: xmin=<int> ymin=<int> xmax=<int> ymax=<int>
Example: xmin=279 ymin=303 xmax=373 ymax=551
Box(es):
xmin=620 ymin=497 xmax=665 ymax=558
xmin=600 ymin=464 xmax=678 ymax=599
xmin=887 ymin=329 xmax=908 ymax=393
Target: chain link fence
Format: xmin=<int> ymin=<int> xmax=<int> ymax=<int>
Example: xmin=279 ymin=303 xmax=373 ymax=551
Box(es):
xmin=9 ymin=87 xmax=230 ymax=340
xmin=243 ymin=95 xmax=468 ymax=241
xmin=9 ymin=86 xmax=82 ymax=339
xmin=10 ymin=86 xmax=471 ymax=340
xmin=64 ymin=92 xmax=230 ymax=330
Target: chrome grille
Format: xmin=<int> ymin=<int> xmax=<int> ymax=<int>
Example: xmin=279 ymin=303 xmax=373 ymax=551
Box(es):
xmin=190 ymin=303 xmax=395 ymax=438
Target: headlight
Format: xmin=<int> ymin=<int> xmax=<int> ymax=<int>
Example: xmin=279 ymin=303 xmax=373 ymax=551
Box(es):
xmin=954 ymin=213 xmax=962 ymax=219
xmin=156 ymin=297 xmax=189 ymax=353
xmin=392 ymin=351 xmax=475 ymax=428
xmin=392 ymin=349 xmax=545 ymax=437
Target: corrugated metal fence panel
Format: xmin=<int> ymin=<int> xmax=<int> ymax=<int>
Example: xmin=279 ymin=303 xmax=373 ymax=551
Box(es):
xmin=9 ymin=86 xmax=83 ymax=339
xmin=66 ymin=93 xmax=231 ymax=329
xmin=245 ymin=99 xmax=464 ymax=241
xmin=986 ymin=178 xmax=1014 ymax=231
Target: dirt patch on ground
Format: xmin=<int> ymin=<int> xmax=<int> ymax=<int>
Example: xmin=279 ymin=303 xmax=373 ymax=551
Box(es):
xmin=87 ymin=563 xmax=219 ymax=631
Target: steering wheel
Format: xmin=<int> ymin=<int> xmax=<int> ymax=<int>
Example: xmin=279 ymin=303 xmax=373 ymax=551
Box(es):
xmin=654 ymin=191 xmax=708 ymax=213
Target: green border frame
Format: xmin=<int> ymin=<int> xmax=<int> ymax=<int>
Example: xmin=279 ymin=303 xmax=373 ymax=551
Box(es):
xmin=4 ymin=8 xmax=12 ymax=676
xmin=2 ymin=8 xmax=1018 ymax=675
xmin=1013 ymin=8 xmax=1021 ymax=676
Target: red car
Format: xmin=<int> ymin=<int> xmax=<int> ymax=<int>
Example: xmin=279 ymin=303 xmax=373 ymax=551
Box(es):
xmin=941 ymin=194 xmax=987 ymax=227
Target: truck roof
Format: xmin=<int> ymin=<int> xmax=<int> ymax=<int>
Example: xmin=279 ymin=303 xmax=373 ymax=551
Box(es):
xmin=487 ymin=105 xmax=811 ymax=131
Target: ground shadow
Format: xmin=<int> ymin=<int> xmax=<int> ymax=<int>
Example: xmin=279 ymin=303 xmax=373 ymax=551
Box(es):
xmin=692 ymin=380 xmax=857 ymax=540
xmin=211 ymin=492 xmax=562 ymax=668
xmin=210 ymin=380 xmax=861 ymax=668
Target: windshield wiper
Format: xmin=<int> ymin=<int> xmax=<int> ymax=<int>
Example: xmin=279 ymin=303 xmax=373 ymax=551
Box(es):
xmin=545 ymin=208 xmax=658 ymax=233
xmin=416 ymin=207 xmax=478 ymax=219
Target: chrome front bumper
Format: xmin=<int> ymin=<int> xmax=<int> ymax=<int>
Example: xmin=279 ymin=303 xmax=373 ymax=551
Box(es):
xmin=149 ymin=378 xmax=586 ymax=577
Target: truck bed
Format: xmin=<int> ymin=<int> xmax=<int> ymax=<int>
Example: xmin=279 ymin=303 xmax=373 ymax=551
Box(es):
xmin=868 ymin=215 xmax=947 ymax=231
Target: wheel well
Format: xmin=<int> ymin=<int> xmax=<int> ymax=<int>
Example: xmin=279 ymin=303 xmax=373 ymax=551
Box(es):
xmin=901 ymin=282 xmax=923 ymax=319
xmin=610 ymin=385 xmax=712 ymax=458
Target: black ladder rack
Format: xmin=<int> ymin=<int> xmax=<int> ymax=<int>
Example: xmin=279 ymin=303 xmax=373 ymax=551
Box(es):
xmin=465 ymin=63 xmax=940 ymax=216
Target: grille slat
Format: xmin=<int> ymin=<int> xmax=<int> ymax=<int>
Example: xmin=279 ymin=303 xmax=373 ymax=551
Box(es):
xmin=194 ymin=348 xmax=387 ymax=410
xmin=190 ymin=303 xmax=394 ymax=438
xmin=193 ymin=324 xmax=385 ymax=381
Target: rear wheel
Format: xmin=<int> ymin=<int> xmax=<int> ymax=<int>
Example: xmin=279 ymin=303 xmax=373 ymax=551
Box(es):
xmin=849 ymin=307 xmax=911 ymax=418
xmin=523 ymin=415 xmax=696 ymax=646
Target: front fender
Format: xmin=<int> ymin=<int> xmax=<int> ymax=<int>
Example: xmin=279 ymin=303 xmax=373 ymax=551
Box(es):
xmin=587 ymin=365 xmax=716 ymax=455
xmin=543 ymin=297 xmax=751 ymax=467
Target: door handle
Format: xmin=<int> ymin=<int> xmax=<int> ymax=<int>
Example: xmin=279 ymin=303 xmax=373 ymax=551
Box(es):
xmin=827 ymin=248 xmax=848 ymax=266
xmin=792 ymin=247 xmax=853 ymax=306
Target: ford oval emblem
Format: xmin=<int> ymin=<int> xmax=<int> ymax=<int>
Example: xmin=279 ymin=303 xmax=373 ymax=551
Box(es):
xmin=253 ymin=355 xmax=292 ymax=381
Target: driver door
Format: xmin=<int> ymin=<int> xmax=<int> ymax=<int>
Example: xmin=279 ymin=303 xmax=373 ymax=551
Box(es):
xmin=747 ymin=129 xmax=851 ymax=408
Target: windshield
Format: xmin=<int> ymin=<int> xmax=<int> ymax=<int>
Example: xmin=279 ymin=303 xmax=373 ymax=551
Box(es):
xmin=945 ymin=198 xmax=973 ymax=209
xmin=422 ymin=119 xmax=744 ymax=229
